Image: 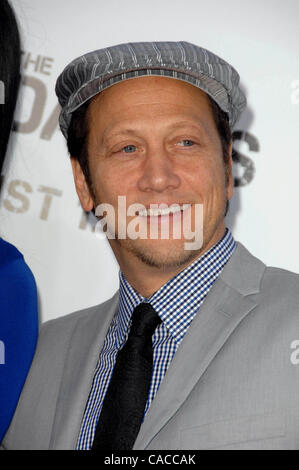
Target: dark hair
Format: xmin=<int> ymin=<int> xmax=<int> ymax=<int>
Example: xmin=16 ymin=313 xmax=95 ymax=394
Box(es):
xmin=67 ymin=91 xmax=232 ymax=191
xmin=0 ymin=0 xmax=21 ymax=174
xmin=206 ymin=97 xmax=232 ymax=216
xmin=67 ymin=100 xmax=92 ymax=188
xmin=207 ymin=95 xmax=232 ymax=171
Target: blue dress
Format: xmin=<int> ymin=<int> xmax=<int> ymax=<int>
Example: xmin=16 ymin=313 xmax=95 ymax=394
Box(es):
xmin=0 ymin=238 xmax=38 ymax=442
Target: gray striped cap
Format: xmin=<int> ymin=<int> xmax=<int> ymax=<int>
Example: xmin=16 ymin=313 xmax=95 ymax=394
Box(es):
xmin=56 ymin=41 xmax=246 ymax=139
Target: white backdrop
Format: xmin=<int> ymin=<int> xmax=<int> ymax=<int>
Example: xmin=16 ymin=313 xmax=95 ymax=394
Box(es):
xmin=1 ymin=0 xmax=298 ymax=322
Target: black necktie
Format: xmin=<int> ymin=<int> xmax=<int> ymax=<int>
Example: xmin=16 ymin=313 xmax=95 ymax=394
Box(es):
xmin=91 ymin=302 xmax=161 ymax=451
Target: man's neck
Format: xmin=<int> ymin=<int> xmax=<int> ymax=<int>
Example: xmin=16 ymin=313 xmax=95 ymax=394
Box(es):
xmin=119 ymin=258 xmax=196 ymax=299
xmin=111 ymin=228 xmax=226 ymax=298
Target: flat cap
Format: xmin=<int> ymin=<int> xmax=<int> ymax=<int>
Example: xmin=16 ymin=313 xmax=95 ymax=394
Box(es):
xmin=56 ymin=41 xmax=246 ymax=139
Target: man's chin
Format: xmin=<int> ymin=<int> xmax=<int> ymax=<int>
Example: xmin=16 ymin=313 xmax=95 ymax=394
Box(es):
xmin=116 ymin=238 xmax=202 ymax=271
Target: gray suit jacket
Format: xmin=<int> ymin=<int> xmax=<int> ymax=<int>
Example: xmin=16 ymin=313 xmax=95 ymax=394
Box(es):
xmin=2 ymin=242 xmax=299 ymax=450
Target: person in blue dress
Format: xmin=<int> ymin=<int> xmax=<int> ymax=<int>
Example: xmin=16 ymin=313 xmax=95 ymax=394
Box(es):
xmin=0 ymin=0 xmax=38 ymax=442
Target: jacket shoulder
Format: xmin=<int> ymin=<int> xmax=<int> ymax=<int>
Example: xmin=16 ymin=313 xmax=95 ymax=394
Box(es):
xmin=34 ymin=291 xmax=119 ymax=379
xmin=40 ymin=291 xmax=119 ymax=337
xmin=260 ymin=265 xmax=299 ymax=301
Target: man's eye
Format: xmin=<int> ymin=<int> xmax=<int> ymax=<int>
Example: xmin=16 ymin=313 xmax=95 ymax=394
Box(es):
xmin=178 ymin=139 xmax=195 ymax=147
xmin=122 ymin=145 xmax=137 ymax=153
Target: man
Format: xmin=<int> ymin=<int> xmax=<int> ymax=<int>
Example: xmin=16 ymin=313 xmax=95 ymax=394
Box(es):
xmin=2 ymin=41 xmax=299 ymax=450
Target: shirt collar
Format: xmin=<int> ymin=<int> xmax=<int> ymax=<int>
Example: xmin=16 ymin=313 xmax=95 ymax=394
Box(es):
xmin=117 ymin=228 xmax=236 ymax=345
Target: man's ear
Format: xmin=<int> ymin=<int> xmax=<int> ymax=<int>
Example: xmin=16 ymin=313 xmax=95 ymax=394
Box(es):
xmin=226 ymin=140 xmax=234 ymax=200
xmin=70 ymin=157 xmax=94 ymax=212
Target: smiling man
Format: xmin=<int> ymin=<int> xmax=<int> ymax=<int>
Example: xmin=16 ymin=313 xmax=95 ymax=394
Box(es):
xmin=73 ymin=75 xmax=233 ymax=295
xmin=3 ymin=41 xmax=299 ymax=451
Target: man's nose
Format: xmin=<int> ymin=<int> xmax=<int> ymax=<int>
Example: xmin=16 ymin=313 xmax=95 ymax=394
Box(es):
xmin=137 ymin=145 xmax=181 ymax=193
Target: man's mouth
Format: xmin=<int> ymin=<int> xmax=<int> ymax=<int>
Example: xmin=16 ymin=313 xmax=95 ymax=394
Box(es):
xmin=137 ymin=203 xmax=191 ymax=217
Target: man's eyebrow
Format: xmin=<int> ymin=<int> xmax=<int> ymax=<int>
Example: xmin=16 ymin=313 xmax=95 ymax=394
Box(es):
xmin=102 ymin=120 xmax=204 ymax=141
xmin=166 ymin=120 xmax=204 ymax=131
xmin=102 ymin=128 xmax=138 ymax=140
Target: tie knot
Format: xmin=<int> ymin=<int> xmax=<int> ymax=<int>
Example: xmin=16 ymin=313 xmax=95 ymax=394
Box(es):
xmin=130 ymin=302 xmax=161 ymax=338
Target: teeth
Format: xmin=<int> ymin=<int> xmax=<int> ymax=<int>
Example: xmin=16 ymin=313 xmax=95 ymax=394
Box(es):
xmin=138 ymin=204 xmax=190 ymax=217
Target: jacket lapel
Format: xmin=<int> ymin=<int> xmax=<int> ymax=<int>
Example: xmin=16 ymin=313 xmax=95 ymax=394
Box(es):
xmin=134 ymin=242 xmax=266 ymax=449
xmin=49 ymin=292 xmax=119 ymax=450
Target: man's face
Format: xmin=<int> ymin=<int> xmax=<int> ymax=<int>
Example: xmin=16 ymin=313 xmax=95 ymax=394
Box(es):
xmin=72 ymin=76 xmax=233 ymax=271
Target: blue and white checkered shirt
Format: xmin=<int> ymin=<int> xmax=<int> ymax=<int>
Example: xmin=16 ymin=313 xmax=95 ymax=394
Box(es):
xmin=77 ymin=228 xmax=236 ymax=449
